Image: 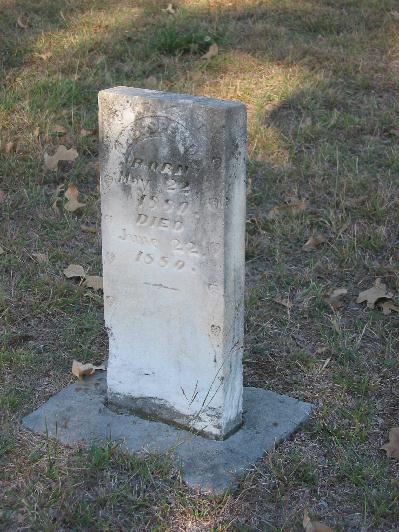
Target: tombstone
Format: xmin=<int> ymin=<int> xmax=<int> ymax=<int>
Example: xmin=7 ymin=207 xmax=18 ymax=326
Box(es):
xmin=99 ymin=87 xmax=246 ymax=439
xmin=23 ymin=88 xmax=312 ymax=493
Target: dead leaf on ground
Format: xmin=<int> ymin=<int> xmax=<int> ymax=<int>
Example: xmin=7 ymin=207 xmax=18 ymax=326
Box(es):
xmin=5 ymin=141 xmax=15 ymax=154
xmin=44 ymin=145 xmax=78 ymax=171
xmin=267 ymin=197 xmax=309 ymax=220
xmin=325 ymin=288 xmax=348 ymax=310
xmin=33 ymin=126 xmax=40 ymax=138
xmin=81 ymin=224 xmax=98 ymax=234
xmin=164 ymin=3 xmax=177 ymax=15
xmin=32 ymin=252 xmax=48 ymax=263
xmin=0 ymin=190 xmax=5 ymax=202
xmin=274 ymin=296 xmax=294 ymax=310
xmin=356 ymin=278 xmax=393 ymax=309
xmin=72 ymin=360 xmax=105 ymax=380
xmin=390 ymin=10 xmax=399 ymax=20
xmin=0 ymin=245 xmax=5 ymax=255
xmin=202 ymin=43 xmax=219 ymax=60
xmin=64 ymin=184 xmax=86 ymax=212
xmin=303 ymin=509 xmax=334 ymax=532
xmin=63 ymin=264 xmax=86 ymax=279
xmin=382 ymin=427 xmax=399 ymax=459
xmin=377 ymin=300 xmax=399 ymax=315
xmin=303 ymin=234 xmax=327 ymax=251
xmin=84 ymin=275 xmax=103 ymax=291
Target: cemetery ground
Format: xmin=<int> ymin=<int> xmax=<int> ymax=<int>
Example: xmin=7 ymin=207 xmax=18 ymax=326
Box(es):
xmin=1 ymin=0 xmax=399 ymax=529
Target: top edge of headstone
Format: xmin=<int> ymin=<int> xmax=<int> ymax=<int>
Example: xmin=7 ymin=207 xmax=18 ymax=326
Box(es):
xmin=99 ymin=86 xmax=245 ymax=110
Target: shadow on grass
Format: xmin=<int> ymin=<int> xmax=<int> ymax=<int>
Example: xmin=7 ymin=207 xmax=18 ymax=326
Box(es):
xmin=1 ymin=0 xmax=398 ymax=184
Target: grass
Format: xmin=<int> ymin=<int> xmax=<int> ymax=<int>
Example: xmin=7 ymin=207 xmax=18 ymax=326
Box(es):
xmin=1 ymin=0 xmax=399 ymax=529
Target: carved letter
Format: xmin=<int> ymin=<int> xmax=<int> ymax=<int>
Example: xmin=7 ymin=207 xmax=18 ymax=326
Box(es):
xmin=175 ymin=165 xmax=188 ymax=176
xmin=161 ymin=163 xmax=173 ymax=175
xmin=159 ymin=218 xmax=170 ymax=228
xmin=173 ymin=220 xmax=183 ymax=231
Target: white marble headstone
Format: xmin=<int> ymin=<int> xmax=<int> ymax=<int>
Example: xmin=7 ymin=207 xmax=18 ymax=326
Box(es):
xmin=99 ymin=87 xmax=246 ymax=439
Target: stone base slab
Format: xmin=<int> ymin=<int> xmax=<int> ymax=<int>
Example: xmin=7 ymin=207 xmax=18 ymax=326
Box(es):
xmin=22 ymin=373 xmax=312 ymax=494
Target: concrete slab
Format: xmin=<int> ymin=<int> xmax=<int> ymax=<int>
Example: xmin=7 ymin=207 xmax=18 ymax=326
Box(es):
xmin=22 ymin=372 xmax=312 ymax=494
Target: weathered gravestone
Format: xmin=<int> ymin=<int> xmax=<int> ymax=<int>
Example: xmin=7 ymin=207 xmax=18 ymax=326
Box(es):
xmin=100 ymin=87 xmax=246 ymax=439
xmin=23 ymin=88 xmax=312 ymax=493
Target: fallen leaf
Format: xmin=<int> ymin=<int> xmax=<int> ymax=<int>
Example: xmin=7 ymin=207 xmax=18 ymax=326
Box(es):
xmin=274 ymin=296 xmax=293 ymax=310
xmin=267 ymin=197 xmax=309 ymax=220
xmin=377 ymin=300 xmax=399 ymax=315
xmin=84 ymin=275 xmax=103 ymax=291
xmin=303 ymin=234 xmax=327 ymax=251
xmin=202 ymin=43 xmax=219 ymax=60
xmin=44 ymin=145 xmax=78 ymax=171
xmin=356 ymin=278 xmax=393 ymax=309
xmin=64 ymin=184 xmax=86 ymax=212
xmin=382 ymin=427 xmax=399 ymax=459
xmin=52 ymin=124 xmax=67 ymax=135
xmin=33 ymin=126 xmax=40 ymax=138
xmin=72 ymin=359 xmax=105 ymax=379
xmin=325 ymin=288 xmax=348 ymax=310
xmin=80 ymin=127 xmax=97 ymax=137
xmin=390 ymin=10 xmax=399 ymax=20
xmin=80 ymin=224 xmax=98 ymax=234
xmin=5 ymin=141 xmax=14 ymax=154
xmin=164 ymin=3 xmax=177 ymax=15
xmin=0 ymin=190 xmax=5 ymax=202
xmin=303 ymin=509 xmax=333 ymax=532
xmin=17 ymin=17 xmax=28 ymax=29
xmin=32 ymin=252 xmax=48 ymax=263
xmin=0 ymin=245 xmax=5 ymax=255
xmin=72 ymin=360 xmax=94 ymax=379
xmin=63 ymin=264 xmax=86 ymax=279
